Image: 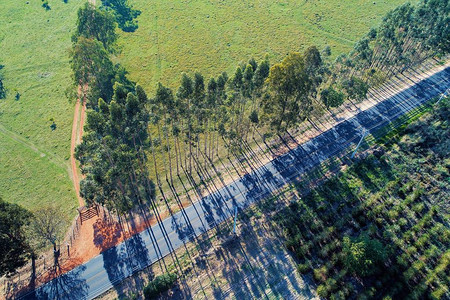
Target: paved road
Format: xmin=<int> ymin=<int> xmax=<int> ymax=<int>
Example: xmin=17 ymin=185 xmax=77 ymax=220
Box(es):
xmin=21 ymin=66 xmax=450 ymax=300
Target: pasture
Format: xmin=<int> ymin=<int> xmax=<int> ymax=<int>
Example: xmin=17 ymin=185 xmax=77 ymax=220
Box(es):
xmin=118 ymin=0 xmax=406 ymax=91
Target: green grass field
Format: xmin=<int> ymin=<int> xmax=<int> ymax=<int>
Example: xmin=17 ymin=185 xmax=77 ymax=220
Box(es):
xmin=118 ymin=0 xmax=406 ymax=92
xmin=0 ymin=0 xmax=406 ymax=222
xmin=0 ymin=0 xmax=83 ymax=221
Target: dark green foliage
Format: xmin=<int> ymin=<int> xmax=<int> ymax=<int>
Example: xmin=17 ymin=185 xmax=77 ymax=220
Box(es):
xmin=113 ymin=63 xmax=136 ymax=94
xmin=304 ymin=46 xmax=323 ymax=76
xmin=342 ymin=235 xmax=387 ymax=276
xmin=0 ymin=197 xmax=33 ymax=277
xmin=70 ymin=36 xmax=115 ymax=108
xmin=101 ymin=0 xmax=141 ymax=32
xmin=76 ymin=83 xmax=154 ymax=213
xmin=0 ymin=79 xmax=5 ymax=99
xmin=0 ymin=65 xmax=6 ymax=99
xmin=143 ymin=273 xmax=177 ymax=299
xmin=253 ymin=57 xmax=270 ymax=91
xmin=263 ymin=51 xmax=312 ymax=132
xmin=342 ymin=77 xmax=368 ymax=102
xmin=41 ymin=0 xmax=50 ymax=10
xmin=72 ymin=3 xmax=117 ymax=52
xmin=321 ymin=87 xmax=344 ymax=108
xmin=249 ymin=110 xmax=259 ymax=125
xmin=274 ymin=100 xmax=450 ymax=299
xmin=322 ymin=45 xmax=331 ymax=57
xmin=344 ymin=0 xmax=449 ymax=79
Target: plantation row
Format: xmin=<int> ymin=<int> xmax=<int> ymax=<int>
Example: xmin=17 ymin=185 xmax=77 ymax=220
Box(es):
xmin=274 ymin=100 xmax=449 ymax=299
xmin=70 ymin=0 xmax=449 ymax=216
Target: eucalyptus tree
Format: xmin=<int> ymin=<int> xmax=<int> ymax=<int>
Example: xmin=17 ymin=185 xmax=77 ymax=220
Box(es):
xmin=206 ymin=77 xmax=218 ymax=160
xmin=154 ymin=83 xmax=176 ymax=184
xmin=73 ymin=2 xmax=117 ymax=53
xmin=321 ymin=87 xmax=345 ymax=108
xmin=76 ymin=83 xmax=153 ymax=214
xmin=70 ymin=37 xmax=115 ymax=108
xmin=193 ymin=72 xmax=206 ymax=165
xmin=253 ymin=56 xmax=270 ymax=97
xmin=177 ymin=73 xmax=194 ymax=174
xmin=263 ymin=52 xmax=312 ymax=133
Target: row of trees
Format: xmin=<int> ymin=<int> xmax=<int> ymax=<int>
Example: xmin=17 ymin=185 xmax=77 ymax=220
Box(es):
xmin=333 ymin=0 xmax=449 ymax=84
xmin=71 ymin=3 xmax=156 ymax=215
xmin=73 ymin=0 xmax=449 ymax=216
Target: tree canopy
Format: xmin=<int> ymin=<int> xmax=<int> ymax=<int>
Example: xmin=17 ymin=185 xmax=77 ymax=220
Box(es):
xmin=101 ymin=0 xmax=141 ymax=32
xmin=73 ymin=2 xmax=117 ymax=52
xmin=0 ymin=197 xmax=32 ymax=277
xmin=264 ymin=52 xmax=313 ymax=132
xmin=342 ymin=235 xmax=387 ymax=277
xmin=76 ymin=83 xmax=154 ymax=213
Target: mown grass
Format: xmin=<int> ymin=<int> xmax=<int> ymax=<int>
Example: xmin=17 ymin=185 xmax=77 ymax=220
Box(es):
xmin=0 ymin=0 xmax=82 ymax=218
xmin=118 ymin=0 xmax=406 ymax=92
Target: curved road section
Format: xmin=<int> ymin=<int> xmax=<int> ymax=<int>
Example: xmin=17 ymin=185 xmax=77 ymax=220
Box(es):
xmin=21 ymin=66 xmax=450 ymax=299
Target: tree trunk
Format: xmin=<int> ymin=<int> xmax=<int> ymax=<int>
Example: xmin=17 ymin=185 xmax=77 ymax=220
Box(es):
xmin=156 ymin=122 xmax=168 ymax=182
xmin=164 ymin=117 xmax=173 ymax=184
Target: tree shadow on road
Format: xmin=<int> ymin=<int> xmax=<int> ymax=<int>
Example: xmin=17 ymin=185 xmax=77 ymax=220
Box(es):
xmin=93 ymin=218 xmax=123 ymax=251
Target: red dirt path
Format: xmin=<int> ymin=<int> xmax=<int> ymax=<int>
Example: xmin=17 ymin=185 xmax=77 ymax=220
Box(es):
xmin=70 ymin=86 xmax=84 ymax=208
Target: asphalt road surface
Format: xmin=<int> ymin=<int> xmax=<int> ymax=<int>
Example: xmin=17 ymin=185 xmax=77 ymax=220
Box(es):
xmin=21 ymin=66 xmax=450 ymax=300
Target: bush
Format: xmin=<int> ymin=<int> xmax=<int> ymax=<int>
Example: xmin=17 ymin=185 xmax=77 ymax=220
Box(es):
xmin=314 ymin=265 xmax=328 ymax=282
xmin=317 ymin=284 xmax=329 ymax=298
xmin=297 ymin=263 xmax=310 ymax=274
xmin=342 ymin=235 xmax=387 ymax=277
xmin=143 ymin=273 xmax=177 ymax=300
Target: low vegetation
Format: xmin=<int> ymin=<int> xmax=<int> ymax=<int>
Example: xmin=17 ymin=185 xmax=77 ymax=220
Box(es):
xmin=143 ymin=273 xmax=177 ymax=300
xmin=274 ymin=99 xmax=450 ymax=299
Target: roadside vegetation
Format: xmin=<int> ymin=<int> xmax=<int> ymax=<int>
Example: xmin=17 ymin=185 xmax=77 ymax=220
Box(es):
xmin=143 ymin=273 xmax=177 ymax=300
xmin=0 ymin=0 xmax=432 ymax=221
xmin=73 ymin=0 xmax=448 ymax=219
xmin=1 ymin=196 xmax=67 ymax=280
xmin=274 ymin=99 xmax=450 ymax=299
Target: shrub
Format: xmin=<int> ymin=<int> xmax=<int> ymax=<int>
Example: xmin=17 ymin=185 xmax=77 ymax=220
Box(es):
xmin=342 ymin=235 xmax=387 ymax=277
xmin=317 ymin=284 xmax=329 ymax=298
xmin=313 ymin=265 xmax=328 ymax=282
xmin=297 ymin=263 xmax=310 ymax=274
xmin=143 ymin=273 xmax=177 ymax=300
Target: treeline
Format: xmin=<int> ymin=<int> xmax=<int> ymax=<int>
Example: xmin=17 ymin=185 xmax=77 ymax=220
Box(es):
xmin=71 ymin=0 xmax=449 ymax=215
xmin=71 ymin=3 xmax=154 ymax=215
xmin=334 ymin=0 xmax=449 ymax=83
